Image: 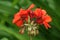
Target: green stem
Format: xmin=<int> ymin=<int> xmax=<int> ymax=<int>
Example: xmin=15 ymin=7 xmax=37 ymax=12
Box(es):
xmin=30 ymin=35 xmax=33 ymax=40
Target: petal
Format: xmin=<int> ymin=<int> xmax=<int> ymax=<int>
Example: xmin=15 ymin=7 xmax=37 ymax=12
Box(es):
xmin=43 ymin=15 xmax=52 ymax=22
xmin=29 ymin=11 xmax=35 ymax=18
xmin=46 ymin=23 xmax=51 ymax=28
xmin=43 ymin=22 xmax=51 ymax=29
xmin=15 ymin=20 xmax=23 ymax=27
xmin=20 ymin=10 xmax=28 ymax=16
xmin=12 ymin=13 xmax=21 ymax=23
xmin=34 ymin=8 xmax=42 ymax=17
xmin=19 ymin=8 xmax=27 ymax=15
xmin=43 ymin=22 xmax=49 ymax=29
xmin=28 ymin=4 xmax=35 ymax=10
xmin=36 ymin=19 xmax=42 ymax=24
xmin=41 ymin=10 xmax=46 ymax=16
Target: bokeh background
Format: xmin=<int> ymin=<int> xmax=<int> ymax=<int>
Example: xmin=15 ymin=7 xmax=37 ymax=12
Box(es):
xmin=0 ymin=0 xmax=60 ymax=40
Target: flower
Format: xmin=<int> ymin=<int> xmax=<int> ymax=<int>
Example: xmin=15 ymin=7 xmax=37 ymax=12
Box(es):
xmin=12 ymin=9 xmax=28 ymax=27
xmin=12 ymin=4 xmax=35 ymax=27
xmin=34 ymin=8 xmax=52 ymax=29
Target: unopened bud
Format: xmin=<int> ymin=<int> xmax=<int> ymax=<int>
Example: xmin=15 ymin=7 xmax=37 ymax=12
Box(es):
xmin=36 ymin=30 xmax=39 ymax=35
xmin=19 ymin=28 xmax=25 ymax=34
xmin=30 ymin=30 xmax=34 ymax=35
xmin=28 ymin=27 xmax=32 ymax=31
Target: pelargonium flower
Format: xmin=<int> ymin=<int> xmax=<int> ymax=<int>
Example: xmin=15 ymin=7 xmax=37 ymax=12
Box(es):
xmin=12 ymin=9 xmax=28 ymax=27
xmin=34 ymin=8 xmax=52 ymax=29
xmin=12 ymin=4 xmax=35 ymax=27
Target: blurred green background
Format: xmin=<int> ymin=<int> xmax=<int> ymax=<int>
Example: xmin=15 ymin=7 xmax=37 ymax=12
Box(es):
xmin=0 ymin=0 xmax=60 ymax=40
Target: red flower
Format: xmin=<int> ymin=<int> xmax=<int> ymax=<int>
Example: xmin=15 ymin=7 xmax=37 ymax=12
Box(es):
xmin=12 ymin=4 xmax=35 ymax=27
xmin=41 ymin=10 xmax=52 ymax=29
xmin=12 ymin=9 xmax=28 ymax=27
xmin=34 ymin=8 xmax=52 ymax=29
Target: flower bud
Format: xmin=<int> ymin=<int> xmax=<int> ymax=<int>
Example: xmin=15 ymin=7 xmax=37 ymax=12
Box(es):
xmin=19 ymin=28 xmax=25 ymax=34
xmin=36 ymin=30 xmax=39 ymax=35
xmin=28 ymin=27 xmax=32 ymax=31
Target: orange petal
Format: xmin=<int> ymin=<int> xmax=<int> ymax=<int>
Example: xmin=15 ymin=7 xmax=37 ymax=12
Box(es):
xmin=46 ymin=23 xmax=51 ymax=28
xmin=12 ymin=13 xmax=21 ymax=23
xmin=28 ymin=4 xmax=35 ymax=10
xmin=44 ymin=15 xmax=52 ymax=22
xmin=34 ymin=8 xmax=41 ymax=17
xmin=42 ymin=10 xmax=46 ymax=16
xmin=43 ymin=22 xmax=49 ymax=29
xmin=43 ymin=22 xmax=51 ymax=29
xmin=15 ymin=20 xmax=23 ymax=27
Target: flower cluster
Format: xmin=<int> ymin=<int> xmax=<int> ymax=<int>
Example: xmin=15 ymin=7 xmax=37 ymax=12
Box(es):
xmin=12 ymin=4 xmax=52 ymax=35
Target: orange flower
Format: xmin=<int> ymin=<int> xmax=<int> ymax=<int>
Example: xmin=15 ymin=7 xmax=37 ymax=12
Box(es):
xmin=12 ymin=9 xmax=28 ymax=27
xmin=12 ymin=4 xmax=35 ymax=27
xmin=34 ymin=8 xmax=52 ymax=29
